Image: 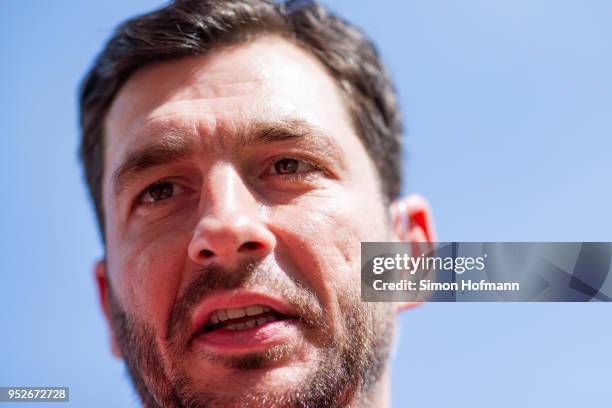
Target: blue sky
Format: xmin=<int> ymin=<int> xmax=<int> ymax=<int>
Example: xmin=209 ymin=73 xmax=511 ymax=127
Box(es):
xmin=1 ymin=1 xmax=611 ymax=407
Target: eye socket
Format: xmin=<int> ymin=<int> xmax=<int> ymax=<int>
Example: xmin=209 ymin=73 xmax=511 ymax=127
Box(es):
xmin=138 ymin=181 xmax=190 ymax=205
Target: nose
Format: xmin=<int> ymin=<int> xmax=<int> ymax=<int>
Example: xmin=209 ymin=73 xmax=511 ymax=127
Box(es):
xmin=187 ymin=165 xmax=275 ymax=267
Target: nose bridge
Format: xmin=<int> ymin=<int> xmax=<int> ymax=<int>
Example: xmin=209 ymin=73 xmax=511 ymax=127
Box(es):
xmin=187 ymin=163 xmax=274 ymax=266
xmin=205 ymin=163 xmax=256 ymax=218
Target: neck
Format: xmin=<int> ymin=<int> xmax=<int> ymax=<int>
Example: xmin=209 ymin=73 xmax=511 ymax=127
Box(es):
xmin=351 ymin=366 xmax=391 ymax=408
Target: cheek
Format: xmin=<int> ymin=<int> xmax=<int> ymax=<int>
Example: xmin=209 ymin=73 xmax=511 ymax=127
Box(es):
xmin=106 ymin=225 xmax=192 ymax=331
xmin=268 ymin=189 xmax=390 ymax=309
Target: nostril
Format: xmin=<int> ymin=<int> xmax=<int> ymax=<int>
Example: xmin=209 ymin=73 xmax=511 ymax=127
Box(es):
xmin=239 ymin=241 xmax=263 ymax=252
xmin=200 ymin=249 xmax=215 ymax=258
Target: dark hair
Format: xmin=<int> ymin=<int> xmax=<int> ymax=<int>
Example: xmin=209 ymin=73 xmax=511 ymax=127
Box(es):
xmin=79 ymin=0 xmax=403 ymax=241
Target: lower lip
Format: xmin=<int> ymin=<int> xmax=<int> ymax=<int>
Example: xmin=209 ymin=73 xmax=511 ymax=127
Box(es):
xmin=193 ymin=318 xmax=300 ymax=352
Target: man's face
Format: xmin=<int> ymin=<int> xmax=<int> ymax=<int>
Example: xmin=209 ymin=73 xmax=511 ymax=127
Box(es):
xmin=100 ymin=36 xmax=397 ymax=407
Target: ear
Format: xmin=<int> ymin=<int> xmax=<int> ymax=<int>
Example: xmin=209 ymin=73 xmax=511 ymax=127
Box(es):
xmin=389 ymin=194 xmax=436 ymax=313
xmin=95 ymin=260 xmax=122 ymax=358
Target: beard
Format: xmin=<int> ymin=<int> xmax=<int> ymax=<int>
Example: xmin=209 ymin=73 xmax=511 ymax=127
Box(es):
xmin=107 ymin=260 xmax=395 ymax=408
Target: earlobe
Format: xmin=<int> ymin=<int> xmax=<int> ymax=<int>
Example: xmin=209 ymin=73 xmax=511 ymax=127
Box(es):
xmin=389 ymin=194 xmax=437 ymax=313
xmin=95 ymin=260 xmax=122 ymax=358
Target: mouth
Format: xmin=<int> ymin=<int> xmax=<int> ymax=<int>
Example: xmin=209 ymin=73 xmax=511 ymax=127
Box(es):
xmin=191 ymin=293 xmax=302 ymax=353
xmin=199 ymin=304 xmax=289 ymax=333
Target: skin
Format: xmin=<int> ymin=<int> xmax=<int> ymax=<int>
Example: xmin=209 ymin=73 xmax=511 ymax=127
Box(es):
xmin=95 ymin=35 xmax=435 ymax=407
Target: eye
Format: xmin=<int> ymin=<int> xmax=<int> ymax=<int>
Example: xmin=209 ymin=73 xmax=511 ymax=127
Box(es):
xmin=271 ymin=157 xmax=318 ymax=175
xmin=259 ymin=156 xmax=328 ymax=189
xmin=138 ymin=181 xmax=189 ymax=205
xmin=274 ymin=158 xmax=300 ymax=174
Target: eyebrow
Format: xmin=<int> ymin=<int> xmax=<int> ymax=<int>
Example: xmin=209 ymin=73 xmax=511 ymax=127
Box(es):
xmin=112 ymin=132 xmax=195 ymax=195
xmin=240 ymin=118 xmax=345 ymax=161
xmin=112 ymin=118 xmax=345 ymax=195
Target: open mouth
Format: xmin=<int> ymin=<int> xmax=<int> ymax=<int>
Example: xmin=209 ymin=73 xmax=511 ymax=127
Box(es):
xmin=196 ymin=304 xmax=292 ymax=335
xmin=190 ymin=293 xmax=302 ymax=351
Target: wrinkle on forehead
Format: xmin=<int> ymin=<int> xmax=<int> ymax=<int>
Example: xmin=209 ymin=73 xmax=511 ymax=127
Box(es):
xmin=105 ymin=35 xmax=351 ymax=140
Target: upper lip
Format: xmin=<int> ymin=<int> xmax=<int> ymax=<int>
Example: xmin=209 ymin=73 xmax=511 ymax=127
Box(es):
xmin=191 ymin=290 xmax=298 ymax=336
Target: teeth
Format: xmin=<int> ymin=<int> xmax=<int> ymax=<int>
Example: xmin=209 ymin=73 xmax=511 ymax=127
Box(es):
xmin=227 ymin=308 xmax=246 ymax=319
xmin=225 ymin=317 xmax=277 ymax=330
xmin=246 ymin=305 xmax=264 ymax=316
xmin=209 ymin=304 xmax=273 ymax=326
xmin=217 ymin=309 xmax=229 ymax=321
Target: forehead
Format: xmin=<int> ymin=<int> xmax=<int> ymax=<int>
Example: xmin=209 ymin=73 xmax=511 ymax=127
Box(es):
xmin=104 ymin=35 xmax=354 ymax=173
